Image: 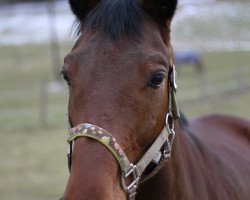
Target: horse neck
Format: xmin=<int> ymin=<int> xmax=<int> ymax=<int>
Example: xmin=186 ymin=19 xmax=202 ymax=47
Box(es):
xmin=136 ymin=122 xmax=198 ymax=200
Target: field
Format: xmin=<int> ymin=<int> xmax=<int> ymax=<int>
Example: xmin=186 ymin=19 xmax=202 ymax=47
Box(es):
xmin=0 ymin=42 xmax=250 ymax=199
xmin=178 ymin=51 xmax=250 ymax=118
xmin=0 ymin=43 xmax=70 ymax=200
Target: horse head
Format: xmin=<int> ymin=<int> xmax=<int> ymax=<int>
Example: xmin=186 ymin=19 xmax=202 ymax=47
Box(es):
xmin=61 ymin=0 xmax=178 ymax=199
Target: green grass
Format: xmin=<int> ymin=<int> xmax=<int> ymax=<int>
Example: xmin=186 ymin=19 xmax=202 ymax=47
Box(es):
xmin=0 ymin=43 xmax=249 ymax=200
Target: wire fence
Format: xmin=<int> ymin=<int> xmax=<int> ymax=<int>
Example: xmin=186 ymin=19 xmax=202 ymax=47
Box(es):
xmin=178 ymin=65 xmax=250 ymax=103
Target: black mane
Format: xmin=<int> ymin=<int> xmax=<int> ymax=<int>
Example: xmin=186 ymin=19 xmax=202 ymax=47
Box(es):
xmin=77 ymin=0 xmax=144 ymax=39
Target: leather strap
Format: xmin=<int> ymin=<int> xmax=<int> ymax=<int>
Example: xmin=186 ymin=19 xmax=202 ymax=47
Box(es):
xmin=136 ymin=125 xmax=170 ymax=175
xmin=168 ymin=46 xmax=180 ymax=120
xmin=169 ymin=65 xmax=180 ymax=119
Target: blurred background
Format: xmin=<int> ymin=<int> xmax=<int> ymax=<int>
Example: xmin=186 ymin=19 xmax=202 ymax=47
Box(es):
xmin=0 ymin=0 xmax=249 ymax=199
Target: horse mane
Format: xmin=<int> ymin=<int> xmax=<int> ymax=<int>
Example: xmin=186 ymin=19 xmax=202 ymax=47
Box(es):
xmin=75 ymin=0 xmax=144 ymax=39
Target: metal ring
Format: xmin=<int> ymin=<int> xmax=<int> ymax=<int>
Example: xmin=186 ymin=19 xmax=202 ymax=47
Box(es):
xmin=121 ymin=164 xmax=140 ymax=197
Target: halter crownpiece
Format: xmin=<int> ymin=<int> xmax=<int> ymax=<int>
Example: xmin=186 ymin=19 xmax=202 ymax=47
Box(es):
xmin=67 ymin=65 xmax=179 ymax=200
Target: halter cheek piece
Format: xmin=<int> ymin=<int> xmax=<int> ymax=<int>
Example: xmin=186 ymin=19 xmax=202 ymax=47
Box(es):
xmin=67 ymin=65 xmax=180 ymax=200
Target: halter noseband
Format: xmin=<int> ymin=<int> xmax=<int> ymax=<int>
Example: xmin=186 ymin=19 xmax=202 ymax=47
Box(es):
xmin=66 ymin=65 xmax=179 ymax=200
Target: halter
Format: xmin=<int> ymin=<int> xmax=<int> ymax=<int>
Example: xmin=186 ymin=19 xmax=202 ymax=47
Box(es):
xmin=66 ymin=64 xmax=180 ymax=200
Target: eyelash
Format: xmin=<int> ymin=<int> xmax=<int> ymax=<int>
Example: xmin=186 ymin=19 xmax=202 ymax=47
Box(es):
xmin=60 ymin=70 xmax=71 ymax=86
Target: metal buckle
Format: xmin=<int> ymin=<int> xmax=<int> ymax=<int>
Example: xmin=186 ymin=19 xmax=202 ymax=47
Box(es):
xmin=163 ymin=142 xmax=171 ymax=159
xmin=121 ymin=164 xmax=140 ymax=200
xmin=164 ymin=113 xmax=176 ymax=159
xmin=152 ymin=151 xmax=162 ymax=164
xmin=166 ymin=113 xmax=174 ymax=130
xmin=163 ymin=131 xmax=175 ymax=159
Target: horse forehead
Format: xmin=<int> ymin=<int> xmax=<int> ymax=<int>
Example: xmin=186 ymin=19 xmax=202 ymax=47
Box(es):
xmin=74 ymin=38 xmax=166 ymax=68
xmin=73 ymin=47 xmax=134 ymax=76
xmin=69 ymin=21 xmax=168 ymax=76
xmin=70 ymin=38 xmax=137 ymax=74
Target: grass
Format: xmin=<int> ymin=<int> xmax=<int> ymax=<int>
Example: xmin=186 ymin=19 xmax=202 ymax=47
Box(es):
xmin=0 ymin=129 xmax=68 ymax=200
xmin=0 ymin=42 xmax=249 ymax=200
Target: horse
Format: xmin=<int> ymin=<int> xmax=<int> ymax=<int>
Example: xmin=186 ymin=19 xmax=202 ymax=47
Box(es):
xmin=60 ymin=0 xmax=250 ymax=199
xmin=174 ymin=50 xmax=204 ymax=73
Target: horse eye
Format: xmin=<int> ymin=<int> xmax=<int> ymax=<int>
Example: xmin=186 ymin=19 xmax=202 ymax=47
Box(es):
xmin=147 ymin=73 xmax=165 ymax=89
xmin=60 ymin=70 xmax=71 ymax=86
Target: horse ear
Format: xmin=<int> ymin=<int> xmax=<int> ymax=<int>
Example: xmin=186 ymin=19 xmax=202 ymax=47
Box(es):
xmin=141 ymin=0 xmax=178 ymax=25
xmin=69 ymin=0 xmax=101 ymax=21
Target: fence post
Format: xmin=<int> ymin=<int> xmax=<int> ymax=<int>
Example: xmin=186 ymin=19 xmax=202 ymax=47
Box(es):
xmin=39 ymin=79 xmax=48 ymax=128
xmin=47 ymin=0 xmax=61 ymax=80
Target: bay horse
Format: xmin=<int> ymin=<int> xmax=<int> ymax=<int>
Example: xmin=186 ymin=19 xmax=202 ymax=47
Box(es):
xmin=175 ymin=50 xmax=204 ymax=73
xmin=60 ymin=0 xmax=250 ymax=199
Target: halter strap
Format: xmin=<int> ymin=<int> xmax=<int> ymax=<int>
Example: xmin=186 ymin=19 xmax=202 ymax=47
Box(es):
xmin=68 ymin=123 xmax=131 ymax=172
xmin=169 ymin=46 xmax=180 ymax=120
xmin=169 ymin=65 xmax=180 ymax=120
xmin=68 ymin=118 xmax=175 ymax=200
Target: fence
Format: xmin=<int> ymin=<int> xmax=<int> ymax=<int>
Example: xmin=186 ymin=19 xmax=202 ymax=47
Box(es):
xmin=177 ymin=61 xmax=250 ymax=118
